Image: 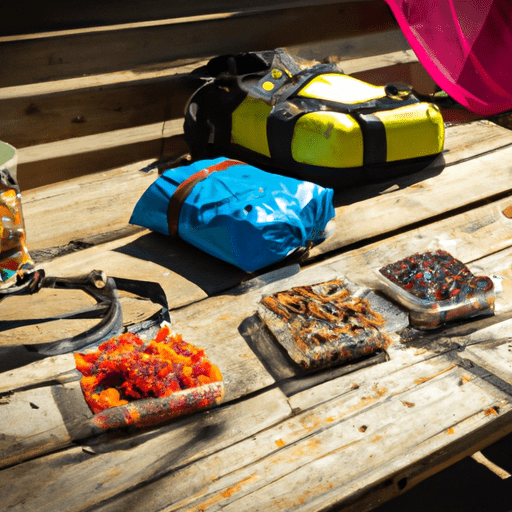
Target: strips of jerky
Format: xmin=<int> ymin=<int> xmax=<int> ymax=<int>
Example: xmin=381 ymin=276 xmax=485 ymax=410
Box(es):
xmin=259 ymin=279 xmax=390 ymax=370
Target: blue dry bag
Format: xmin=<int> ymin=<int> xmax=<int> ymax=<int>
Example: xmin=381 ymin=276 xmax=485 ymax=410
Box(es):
xmin=130 ymin=158 xmax=334 ymax=272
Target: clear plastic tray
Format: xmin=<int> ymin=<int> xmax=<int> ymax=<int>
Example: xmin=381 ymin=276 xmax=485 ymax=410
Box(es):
xmin=258 ymin=278 xmax=391 ymax=370
xmin=375 ymin=250 xmax=494 ymax=329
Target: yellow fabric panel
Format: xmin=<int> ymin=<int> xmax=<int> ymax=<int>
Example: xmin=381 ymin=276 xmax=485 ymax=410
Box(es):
xmin=231 ymin=97 xmax=271 ymax=157
xmin=298 ymin=74 xmax=386 ymax=105
xmin=374 ymin=103 xmax=445 ymax=162
xmin=291 ymin=112 xmax=364 ymax=168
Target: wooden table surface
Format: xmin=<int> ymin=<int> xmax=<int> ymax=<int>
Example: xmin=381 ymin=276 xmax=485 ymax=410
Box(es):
xmin=2 ymin=118 xmax=512 ymax=512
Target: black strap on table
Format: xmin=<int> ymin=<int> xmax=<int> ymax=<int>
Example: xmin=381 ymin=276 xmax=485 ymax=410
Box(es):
xmin=0 ymin=269 xmax=170 ymax=356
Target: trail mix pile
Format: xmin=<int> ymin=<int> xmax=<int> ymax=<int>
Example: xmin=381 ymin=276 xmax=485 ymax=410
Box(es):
xmin=74 ymin=325 xmax=222 ymax=413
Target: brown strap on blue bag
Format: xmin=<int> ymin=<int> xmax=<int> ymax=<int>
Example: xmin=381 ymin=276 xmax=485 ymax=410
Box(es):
xmin=167 ymin=159 xmax=246 ymax=236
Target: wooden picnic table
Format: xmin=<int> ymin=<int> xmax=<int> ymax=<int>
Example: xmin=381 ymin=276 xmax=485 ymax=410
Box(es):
xmin=2 ymin=2 xmax=512 ymax=510
xmin=3 ymin=115 xmax=512 ymax=511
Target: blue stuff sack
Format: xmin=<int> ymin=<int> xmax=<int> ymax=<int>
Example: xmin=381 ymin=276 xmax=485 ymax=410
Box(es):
xmin=130 ymin=158 xmax=335 ymax=272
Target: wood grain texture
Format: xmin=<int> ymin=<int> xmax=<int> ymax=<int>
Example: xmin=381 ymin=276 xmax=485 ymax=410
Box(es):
xmin=38 ymin=237 xmax=210 ymax=308
xmin=310 ymin=122 xmax=512 ymax=258
xmin=320 ymin=196 xmax=512 ymax=293
xmin=15 ymin=123 xmax=172 ymax=190
xmin=0 ymin=0 xmax=372 ymax=36
xmin=0 ymin=295 xmax=163 ymax=348
xmin=0 ymin=388 xmax=291 ymax=512
xmin=0 ymin=380 xmax=96 ymax=469
xmin=21 ymin=161 xmax=158 ymax=249
xmin=1 ymin=74 xmax=200 ymax=149
xmin=0 ymin=2 xmax=397 ymax=87
xmin=0 ymin=47 xmax=416 ymax=152
xmin=3 ymin=200 xmax=512 ymax=509
xmin=0 ymin=353 xmax=78 ymax=394
xmin=4 ymin=6 xmax=512 ymax=511
xmin=64 ymin=342 xmax=512 ymax=512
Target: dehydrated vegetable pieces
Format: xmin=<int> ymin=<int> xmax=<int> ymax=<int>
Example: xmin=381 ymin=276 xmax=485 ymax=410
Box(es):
xmin=377 ymin=250 xmax=494 ymax=329
xmin=74 ymin=325 xmax=223 ymax=414
xmin=258 ymin=279 xmax=390 ymax=370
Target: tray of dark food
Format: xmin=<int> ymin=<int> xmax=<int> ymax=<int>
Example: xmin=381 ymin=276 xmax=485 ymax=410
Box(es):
xmin=376 ymin=249 xmax=494 ymax=330
xmin=258 ymin=279 xmax=391 ymax=370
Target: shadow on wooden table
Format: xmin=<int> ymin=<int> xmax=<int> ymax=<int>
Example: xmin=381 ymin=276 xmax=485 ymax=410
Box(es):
xmin=114 ymin=231 xmax=248 ymax=295
xmin=369 ymin=431 xmax=512 ymax=512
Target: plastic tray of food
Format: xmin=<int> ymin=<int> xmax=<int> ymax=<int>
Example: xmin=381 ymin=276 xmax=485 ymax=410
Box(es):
xmin=258 ymin=278 xmax=391 ymax=370
xmin=74 ymin=324 xmax=224 ymax=430
xmin=375 ymin=250 xmax=494 ymax=329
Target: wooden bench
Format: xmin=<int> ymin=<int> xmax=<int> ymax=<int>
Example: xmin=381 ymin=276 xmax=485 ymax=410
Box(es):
xmin=2 ymin=2 xmax=512 ymax=511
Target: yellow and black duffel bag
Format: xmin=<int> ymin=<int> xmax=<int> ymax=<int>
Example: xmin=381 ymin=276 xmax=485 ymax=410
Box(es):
xmin=184 ymin=49 xmax=445 ymax=187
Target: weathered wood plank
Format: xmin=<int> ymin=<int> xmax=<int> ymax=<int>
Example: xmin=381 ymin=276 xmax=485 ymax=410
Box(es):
xmin=14 ymin=170 xmax=512 ymax=363
xmin=3 ymin=189 xmax=512 ymax=511
xmin=8 ymin=176 xmax=512 ymax=389
xmin=0 ymin=354 xmax=77 ymax=394
xmin=21 ymin=161 xmax=157 ymax=248
xmin=1 ymin=295 xmax=163 ymax=348
xmin=288 ymin=30 xmax=410 ymax=68
xmin=0 ymin=264 xmax=335 ymax=403
xmin=1 ymin=72 xmax=201 ymax=149
xmin=339 ymin=49 xmax=418 ymax=75
xmin=38 ymin=239 xmax=210 ymax=308
xmin=321 ymin=196 xmax=512 ymax=298
xmin=311 ymin=123 xmax=512 ymax=258
xmin=33 ymin=229 xmax=248 ymax=298
xmin=1 ymin=49 xmax=422 ymax=150
xmin=15 ymin=122 xmax=183 ymax=190
xmin=4 ymin=313 xmax=511 ymax=511
xmin=0 ymin=2 xmax=397 ymax=87
xmin=0 ymin=0 xmax=372 ymax=36
xmin=0 ymin=248 xmax=279 ymax=400
xmin=23 ymin=155 xmax=512 ymax=314
xmin=70 ymin=348 xmax=512 ymax=512
xmin=0 ymin=387 xmax=292 ymax=511
xmin=209 ymin=391 xmax=511 ymax=512
xmin=0 ymin=380 xmax=96 ymax=469
xmin=451 ymin=248 xmax=512 ymax=384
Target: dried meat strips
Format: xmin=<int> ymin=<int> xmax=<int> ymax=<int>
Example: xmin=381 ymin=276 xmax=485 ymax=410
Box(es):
xmin=259 ymin=279 xmax=390 ymax=370
xmin=377 ymin=250 xmax=494 ymax=329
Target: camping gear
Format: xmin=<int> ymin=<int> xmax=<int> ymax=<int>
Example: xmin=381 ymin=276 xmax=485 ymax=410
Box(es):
xmin=258 ymin=278 xmax=391 ymax=370
xmin=376 ymin=249 xmax=495 ymax=329
xmin=1 ymin=270 xmax=170 ymax=355
xmin=0 ymin=141 xmax=34 ymax=287
xmin=130 ymin=157 xmax=335 ymax=272
xmin=385 ymin=0 xmax=512 ymax=116
xmin=183 ymin=49 xmax=445 ymax=187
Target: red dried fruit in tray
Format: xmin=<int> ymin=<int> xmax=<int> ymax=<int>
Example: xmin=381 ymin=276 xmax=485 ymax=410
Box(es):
xmin=377 ymin=250 xmax=494 ymax=329
xmin=74 ymin=325 xmax=223 ymax=417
